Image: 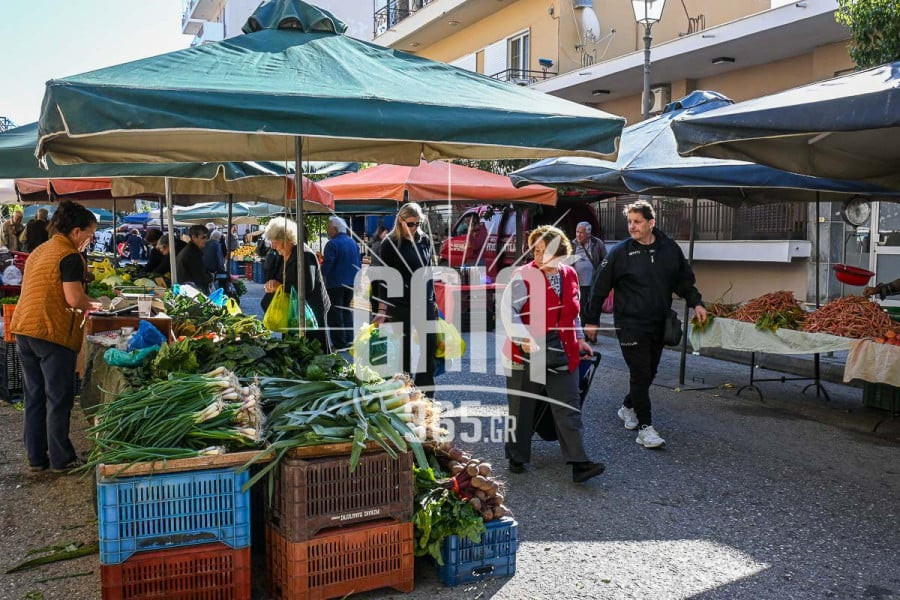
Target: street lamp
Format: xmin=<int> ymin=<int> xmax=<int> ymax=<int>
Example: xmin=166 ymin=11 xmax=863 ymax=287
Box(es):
xmin=631 ymin=0 xmax=666 ymax=120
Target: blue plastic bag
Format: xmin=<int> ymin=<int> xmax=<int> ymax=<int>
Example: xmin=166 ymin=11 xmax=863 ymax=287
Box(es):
xmin=208 ymin=287 xmax=226 ymax=307
xmin=128 ymin=320 xmax=167 ymax=351
xmin=104 ymin=345 xmax=160 ymax=367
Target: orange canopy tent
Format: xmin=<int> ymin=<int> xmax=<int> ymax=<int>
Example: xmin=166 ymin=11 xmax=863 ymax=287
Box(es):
xmin=15 ymin=177 xmax=112 ymax=201
xmin=318 ymin=160 xmax=557 ymax=206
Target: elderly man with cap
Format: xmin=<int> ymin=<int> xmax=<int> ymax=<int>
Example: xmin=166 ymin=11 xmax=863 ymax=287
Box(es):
xmin=571 ymin=221 xmax=607 ymax=323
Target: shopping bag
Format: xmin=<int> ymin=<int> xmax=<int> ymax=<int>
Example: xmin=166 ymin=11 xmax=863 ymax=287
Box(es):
xmin=601 ymin=290 xmax=614 ymax=314
xmin=262 ymin=286 xmax=289 ymax=331
xmin=225 ymin=297 xmax=242 ymax=316
xmin=128 ymin=320 xmax=167 ymax=351
xmin=287 ymin=287 xmax=300 ymax=329
xmin=208 ymin=287 xmax=226 ymax=307
xmin=435 ymin=318 xmax=465 ymax=360
xmin=93 ymin=259 xmax=116 ymax=282
xmin=351 ymin=323 xmax=390 ymax=366
xmin=104 ymin=345 xmax=160 ymax=367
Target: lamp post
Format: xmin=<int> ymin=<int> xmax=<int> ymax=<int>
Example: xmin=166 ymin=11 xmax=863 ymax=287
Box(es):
xmin=632 ymin=0 xmax=666 ymax=120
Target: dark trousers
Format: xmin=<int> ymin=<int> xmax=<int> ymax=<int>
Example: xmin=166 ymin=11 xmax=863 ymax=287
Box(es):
xmin=17 ymin=335 xmax=78 ymax=469
xmin=618 ymin=332 xmax=665 ymax=427
xmin=579 ymin=285 xmax=592 ymax=323
xmin=389 ymin=309 xmax=436 ymax=392
xmin=505 ymin=366 xmax=589 ymax=464
xmin=327 ymin=287 xmax=354 ymax=349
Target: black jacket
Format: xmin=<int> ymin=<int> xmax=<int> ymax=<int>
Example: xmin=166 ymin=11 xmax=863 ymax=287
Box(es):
xmin=586 ymin=228 xmax=702 ymax=336
xmin=374 ymin=232 xmax=434 ymax=319
xmin=260 ymin=246 xmax=326 ymax=327
xmin=175 ymin=242 xmax=211 ymax=289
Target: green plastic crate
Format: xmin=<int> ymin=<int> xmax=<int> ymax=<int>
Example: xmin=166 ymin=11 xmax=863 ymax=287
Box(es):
xmin=862 ymin=382 xmax=900 ymax=413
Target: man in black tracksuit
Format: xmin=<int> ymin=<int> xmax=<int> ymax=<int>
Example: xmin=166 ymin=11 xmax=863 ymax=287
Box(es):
xmin=584 ymin=200 xmax=707 ymax=449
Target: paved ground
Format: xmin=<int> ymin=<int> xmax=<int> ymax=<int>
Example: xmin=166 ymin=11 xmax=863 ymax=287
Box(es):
xmin=1 ymin=283 xmax=898 ymax=599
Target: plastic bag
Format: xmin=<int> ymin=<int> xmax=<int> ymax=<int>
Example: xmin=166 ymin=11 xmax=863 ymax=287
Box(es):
xmin=351 ymin=323 xmax=391 ymax=366
xmin=104 ymin=345 xmax=160 ymax=367
xmin=208 ymin=287 xmax=226 ymax=307
xmin=287 ymin=287 xmax=300 ymax=329
xmin=92 ymin=259 xmax=116 ymax=282
xmin=263 ymin=287 xmax=290 ymax=331
xmin=602 ymin=290 xmax=614 ymax=314
xmin=128 ymin=320 xmax=168 ymax=351
xmin=435 ymin=318 xmax=465 ymax=359
xmin=225 ymin=297 xmax=242 ymax=316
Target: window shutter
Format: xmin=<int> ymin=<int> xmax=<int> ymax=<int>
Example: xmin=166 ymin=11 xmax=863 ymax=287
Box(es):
xmin=483 ymin=39 xmax=507 ymax=78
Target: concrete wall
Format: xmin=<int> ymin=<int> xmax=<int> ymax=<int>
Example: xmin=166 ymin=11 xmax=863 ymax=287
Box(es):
xmin=693 ymin=260 xmax=810 ymax=304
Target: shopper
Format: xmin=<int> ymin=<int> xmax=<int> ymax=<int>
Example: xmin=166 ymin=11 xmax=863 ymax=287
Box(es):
xmin=204 ymin=230 xmax=227 ymax=290
xmin=584 ymin=200 xmax=707 ymax=449
xmin=175 ymin=225 xmax=212 ymax=291
xmin=373 ymin=203 xmax=436 ymax=391
xmin=1 ymin=210 xmax=24 ymax=251
xmin=11 ymin=201 xmax=101 ymax=474
xmin=502 ymin=225 xmax=604 ymax=483
xmin=125 ymin=228 xmax=145 ymax=262
xmin=24 ymin=208 xmax=50 ymax=252
xmin=262 ymin=217 xmax=330 ymax=352
xmin=322 ymin=216 xmax=361 ymax=350
xmin=571 ymin=221 xmax=607 ymax=323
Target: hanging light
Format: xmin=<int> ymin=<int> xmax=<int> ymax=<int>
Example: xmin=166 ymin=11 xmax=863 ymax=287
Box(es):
xmin=631 ymin=0 xmax=666 ymax=25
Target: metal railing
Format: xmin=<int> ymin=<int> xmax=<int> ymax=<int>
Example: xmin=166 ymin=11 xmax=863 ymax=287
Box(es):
xmin=373 ymin=0 xmax=437 ymax=38
xmin=489 ymin=68 xmax=558 ymax=85
xmin=596 ymin=198 xmax=807 ymax=242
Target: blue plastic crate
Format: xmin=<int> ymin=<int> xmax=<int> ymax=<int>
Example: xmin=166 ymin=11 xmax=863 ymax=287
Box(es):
xmin=437 ymin=517 xmax=517 ymax=586
xmin=97 ymin=467 xmax=251 ymax=565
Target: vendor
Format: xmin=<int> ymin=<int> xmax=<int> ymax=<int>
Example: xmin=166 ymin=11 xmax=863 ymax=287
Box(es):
xmin=175 ymin=225 xmax=212 ymax=292
xmin=11 ymin=201 xmax=101 ymax=474
xmin=864 ymin=278 xmax=900 ymax=300
xmin=262 ymin=217 xmax=330 ymax=352
xmin=150 ymin=237 xmax=172 ymax=287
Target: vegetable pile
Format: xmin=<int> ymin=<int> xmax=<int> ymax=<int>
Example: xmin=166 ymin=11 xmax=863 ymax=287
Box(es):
xmin=84 ymin=368 xmax=263 ymax=471
xmin=164 ymin=292 xmax=267 ymax=338
xmin=803 ymin=296 xmax=898 ymax=339
xmin=429 ymin=442 xmax=510 ymax=522
xmin=730 ymin=291 xmax=806 ymax=332
xmin=413 ymin=466 xmax=485 ymax=564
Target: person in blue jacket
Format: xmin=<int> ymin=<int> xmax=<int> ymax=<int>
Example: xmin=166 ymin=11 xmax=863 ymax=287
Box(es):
xmin=322 ymin=216 xmax=361 ymax=350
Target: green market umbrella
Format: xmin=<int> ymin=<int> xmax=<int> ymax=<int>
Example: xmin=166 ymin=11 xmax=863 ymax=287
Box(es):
xmin=173 ymin=201 xmax=288 ymax=225
xmin=36 ymin=0 xmax=625 ymax=329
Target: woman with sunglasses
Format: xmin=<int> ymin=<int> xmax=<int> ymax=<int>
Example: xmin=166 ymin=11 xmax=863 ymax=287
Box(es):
xmin=373 ymin=203 xmax=437 ymax=391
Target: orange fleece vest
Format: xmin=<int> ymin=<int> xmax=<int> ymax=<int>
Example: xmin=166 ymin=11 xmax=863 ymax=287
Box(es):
xmin=11 ymin=234 xmax=86 ymax=352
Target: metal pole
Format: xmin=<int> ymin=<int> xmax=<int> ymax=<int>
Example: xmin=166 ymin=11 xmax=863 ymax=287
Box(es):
xmin=165 ymin=178 xmax=177 ymax=283
xmin=642 ymin=22 xmax=653 ymax=120
xmin=112 ymin=197 xmax=117 ymax=264
xmin=814 ymin=193 xmax=821 ymax=397
xmin=294 ymin=137 xmax=305 ymax=335
xmin=678 ymin=196 xmax=697 ymax=385
xmin=226 ymin=194 xmax=234 ymax=277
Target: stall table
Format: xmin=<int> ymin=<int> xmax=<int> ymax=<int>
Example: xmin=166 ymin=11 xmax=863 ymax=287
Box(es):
xmin=689 ymin=317 xmax=854 ymax=402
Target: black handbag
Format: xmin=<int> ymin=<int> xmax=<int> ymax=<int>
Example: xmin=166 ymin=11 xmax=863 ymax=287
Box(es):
xmin=663 ymin=309 xmax=683 ymax=346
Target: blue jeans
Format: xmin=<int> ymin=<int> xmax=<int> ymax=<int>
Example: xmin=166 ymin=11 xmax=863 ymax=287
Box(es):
xmin=16 ymin=335 xmax=78 ymax=469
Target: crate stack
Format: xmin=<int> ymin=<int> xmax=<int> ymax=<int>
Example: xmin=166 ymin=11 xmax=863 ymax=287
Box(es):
xmin=438 ymin=517 xmax=518 ymax=586
xmin=263 ymin=449 xmax=415 ymax=599
xmin=96 ymin=464 xmax=252 ymax=600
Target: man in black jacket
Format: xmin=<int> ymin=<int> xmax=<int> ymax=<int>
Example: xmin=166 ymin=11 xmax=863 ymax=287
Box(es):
xmin=584 ymin=200 xmax=707 ymax=449
xmin=175 ymin=225 xmax=211 ymax=292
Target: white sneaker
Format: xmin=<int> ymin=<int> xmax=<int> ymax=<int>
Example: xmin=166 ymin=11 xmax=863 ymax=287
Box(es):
xmin=617 ymin=406 xmax=639 ymax=430
xmin=636 ymin=425 xmax=665 ymax=449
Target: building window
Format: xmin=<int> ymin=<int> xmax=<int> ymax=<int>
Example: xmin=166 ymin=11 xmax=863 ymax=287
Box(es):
xmin=507 ymin=32 xmax=530 ymax=81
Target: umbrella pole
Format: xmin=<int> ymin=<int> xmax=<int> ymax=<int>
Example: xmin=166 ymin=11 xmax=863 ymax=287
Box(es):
xmin=295 ymin=137 xmax=305 ymax=336
xmin=112 ymin=197 xmax=117 ymax=263
xmin=166 ymin=178 xmax=177 ymax=284
xmin=226 ymin=194 xmax=234 ymax=278
xmin=814 ymin=194 xmax=821 ymax=397
xmin=678 ymin=196 xmax=698 ymax=386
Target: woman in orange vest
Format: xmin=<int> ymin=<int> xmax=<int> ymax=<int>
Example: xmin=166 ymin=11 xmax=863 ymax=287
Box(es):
xmin=11 ymin=201 xmax=101 ymax=474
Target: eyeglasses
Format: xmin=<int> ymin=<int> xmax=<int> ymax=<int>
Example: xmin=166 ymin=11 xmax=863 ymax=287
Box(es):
xmin=405 ymin=221 xmax=420 ymax=228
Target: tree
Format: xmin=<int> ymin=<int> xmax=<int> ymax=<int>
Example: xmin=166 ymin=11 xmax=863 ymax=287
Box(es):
xmin=835 ymin=0 xmax=900 ymax=68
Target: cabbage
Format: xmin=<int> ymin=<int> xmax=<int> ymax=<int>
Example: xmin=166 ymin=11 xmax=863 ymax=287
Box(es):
xmin=133 ymin=278 xmax=157 ymax=288
xmin=101 ymin=275 xmax=126 ymax=286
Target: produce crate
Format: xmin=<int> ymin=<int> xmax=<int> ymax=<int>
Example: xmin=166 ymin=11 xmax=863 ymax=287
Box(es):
xmin=267 ymin=451 xmax=413 ymax=542
xmin=253 ymin=261 xmax=266 ymax=284
xmin=97 ymin=466 xmax=251 ymax=564
xmin=266 ymin=520 xmax=414 ymax=600
xmin=243 ymin=262 xmax=253 ymax=280
xmin=862 ymin=382 xmax=900 ymax=414
xmin=0 ymin=340 xmax=23 ymax=397
xmin=3 ymin=303 xmax=15 ymax=342
xmin=230 ymin=260 xmax=241 ymax=276
xmin=437 ymin=517 xmax=518 ymax=586
xmin=101 ymin=542 xmax=251 ymax=600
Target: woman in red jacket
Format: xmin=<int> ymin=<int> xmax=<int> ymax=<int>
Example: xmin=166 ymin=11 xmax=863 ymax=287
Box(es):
xmin=502 ymin=225 xmax=605 ymax=483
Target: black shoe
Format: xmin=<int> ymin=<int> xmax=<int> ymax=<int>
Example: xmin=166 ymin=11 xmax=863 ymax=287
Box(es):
xmin=508 ymin=460 xmax=526 ymax=474
xmin=51 ymin=458 xmax=85 ymax=474
xmin=28 ymin=463 xmax=49 ymax=473
xmin=572 ymin=461 xmax=605 ymax=483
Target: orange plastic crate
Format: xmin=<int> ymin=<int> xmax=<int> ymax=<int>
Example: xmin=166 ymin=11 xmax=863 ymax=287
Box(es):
xmin=266 ymin=520 xmax=414 ymax=600
xmin=3 ymin=304 xmax=15 ymax=342
xmin=267 ymin=451 xmax=413 ymax=542
xmin=101 ymin=542 xmax=251 ymax=600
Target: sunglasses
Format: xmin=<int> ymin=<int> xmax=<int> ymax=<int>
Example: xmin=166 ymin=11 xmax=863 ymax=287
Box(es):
xmin=405 ymin=221 xmax=420 ymax=228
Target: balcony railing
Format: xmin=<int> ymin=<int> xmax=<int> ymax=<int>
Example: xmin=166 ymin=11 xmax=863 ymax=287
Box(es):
xmin=489 ymin=69 xmax=558 ymax=85
xmin=597 ymin=198 xmax=807 ymax=242
xmin=373 ymin=0 xmax=437 ymax=38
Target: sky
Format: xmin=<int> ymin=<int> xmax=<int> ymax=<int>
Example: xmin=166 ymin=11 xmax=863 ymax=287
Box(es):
xmin=0 ymin=0 xmax=190 ymax=127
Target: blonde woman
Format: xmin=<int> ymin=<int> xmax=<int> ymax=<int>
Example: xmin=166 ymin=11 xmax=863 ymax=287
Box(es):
xmin=503 ymin=225 xmax=604 ymax=483
xmin=373 ymin=202 xmax=436 ymax=390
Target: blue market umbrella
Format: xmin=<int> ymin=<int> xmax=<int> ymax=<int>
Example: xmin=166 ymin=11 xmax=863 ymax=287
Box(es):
xmin=672 ymin=63 xmax=900 ymax=188
xmin=511 ymin=91 xmax=894 ymax=205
